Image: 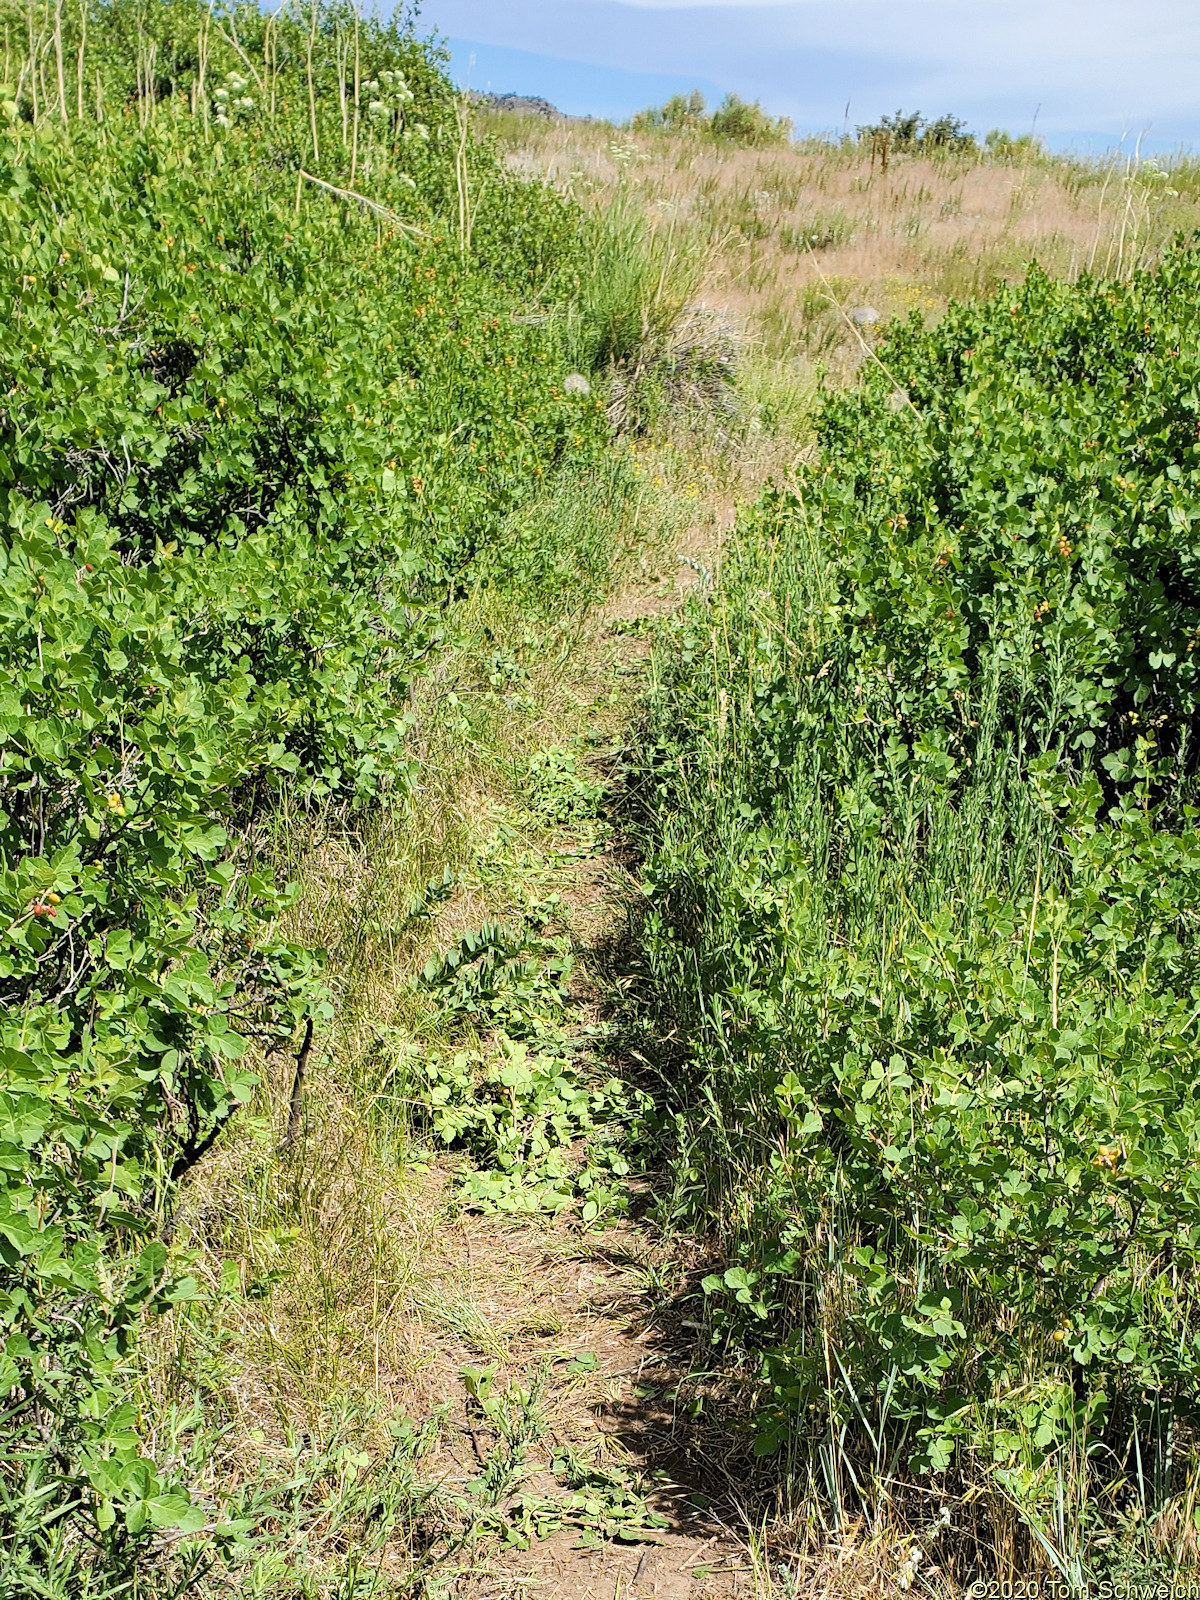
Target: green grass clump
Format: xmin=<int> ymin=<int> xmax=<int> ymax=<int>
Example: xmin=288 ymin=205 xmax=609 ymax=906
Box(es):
xmin=637 ymin=251 xmax=1200 ymax=1573
xmin=563 ymin=185 xmax=705 ymax=380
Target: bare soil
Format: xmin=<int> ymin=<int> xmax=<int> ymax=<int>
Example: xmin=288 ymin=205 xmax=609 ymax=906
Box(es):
xmin=410 ymin=1196 xmax=752 ymax=1599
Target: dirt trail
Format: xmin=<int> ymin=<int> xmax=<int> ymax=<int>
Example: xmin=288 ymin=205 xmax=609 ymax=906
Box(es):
xmin=418 ymin=1203 xmax=751 ymax=1599
xmin=397 ymin=514 xmax=757 ymax=1598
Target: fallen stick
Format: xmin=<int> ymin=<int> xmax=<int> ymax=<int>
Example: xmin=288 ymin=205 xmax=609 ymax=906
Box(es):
xmin=297 ymin=169 xmax=430 ymax=238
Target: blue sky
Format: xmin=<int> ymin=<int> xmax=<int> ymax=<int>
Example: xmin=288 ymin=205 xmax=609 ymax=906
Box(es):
xmin=416 ymin=0 xmax=1200 ymax=153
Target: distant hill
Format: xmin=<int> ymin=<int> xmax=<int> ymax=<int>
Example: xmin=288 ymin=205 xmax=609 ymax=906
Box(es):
xmin=471 ymin=91 xmax=564 ymax=118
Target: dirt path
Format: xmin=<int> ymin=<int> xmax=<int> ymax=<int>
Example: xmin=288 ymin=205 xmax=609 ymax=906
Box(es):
xmin=411 ymin=1201 xmax=752 ymax=1599
xmin=390 ymin=510 xmax=762 ymax=1598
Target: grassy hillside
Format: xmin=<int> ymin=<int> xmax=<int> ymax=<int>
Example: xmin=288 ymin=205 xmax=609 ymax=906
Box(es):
xmin=479 ymin=102 xmax=1200 ymax=367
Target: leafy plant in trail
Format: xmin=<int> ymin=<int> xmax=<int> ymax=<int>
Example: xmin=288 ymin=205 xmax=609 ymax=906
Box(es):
xmin=449 ymin=1363 xmax=670 ymax=1551
xmin=0 ymin=0 xmax=607 ymax=1587
xmin=636 ymin=245 xmax=1200 ymax=1567
xmin=420 ymin=918 xmax=574 ymax=1036
xmin=456 ymin=1360 xmax=548 ymax=1511
xmin=505 ymin=1448 xmax=671 ymax=1550
xmin=526 ymin=744 xmax=607 ymax=824
xmin=405 ymin=909 xmax=635 ymax=1217
xmin=413 ymin=1036 xmax=633 ymax=1216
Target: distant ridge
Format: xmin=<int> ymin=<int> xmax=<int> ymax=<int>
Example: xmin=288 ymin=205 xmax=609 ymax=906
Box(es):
xmin=470 ymin=90 xmax=565 ymax=119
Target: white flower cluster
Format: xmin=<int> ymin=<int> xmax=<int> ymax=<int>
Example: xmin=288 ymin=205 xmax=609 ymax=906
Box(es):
xmin=212 ymin=72 xmax=255 ymax=129
xmin=897 ymin=1505 xmax=951 ymax=1591
xmin=361 ymin=69 xmax=427 ymax=141
xmin=1140 ymin=160 xmax=1180 ymax=198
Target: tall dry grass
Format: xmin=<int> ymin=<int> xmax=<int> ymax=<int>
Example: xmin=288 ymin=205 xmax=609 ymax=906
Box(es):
xmin=476 ymin=109 xmax=1200 ymax=366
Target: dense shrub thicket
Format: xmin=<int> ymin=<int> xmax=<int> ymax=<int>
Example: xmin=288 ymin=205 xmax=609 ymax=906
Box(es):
xmin=640 ymin=253 xmax=1200 ymax=1563
xmin=0 ymin=0 xmax=603 ymax=1575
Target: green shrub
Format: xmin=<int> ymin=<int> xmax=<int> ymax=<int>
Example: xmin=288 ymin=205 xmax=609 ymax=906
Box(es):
xmin=985 ymin=128 xmax=1047 ymax=164
xmin=0 ymin=0 xmax=605 ymax=1584
xmin=631 ymin=89 xmax=707 ymax=133
xmin=858 ymin=109 xmax=977 ymax=156
xmin=779 ymin=211 xmax=855 ymax=253
xmin=637 ymin=248 xmax=1200 ymax=1564
xmin=708 ymin=94 xmax=792 ymax=148
xmin=631 ymin=91 xmax=791 ymax=149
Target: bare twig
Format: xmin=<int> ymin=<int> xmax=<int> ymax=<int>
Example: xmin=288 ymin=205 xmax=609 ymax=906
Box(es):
xmin=804 ymin=244 xmax=923 ymax=420
xmin=169 ymin=1101 xmax=241 ymax=1183
xmin=283 ymin=1015 xmax=314 ymax=1146
xmin=296 ymin=169 xmax=429 ymax=237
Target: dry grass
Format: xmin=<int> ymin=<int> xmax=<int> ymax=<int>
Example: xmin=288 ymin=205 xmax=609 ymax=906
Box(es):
xmin=478 ymin=110 xmax=1200 ymax=369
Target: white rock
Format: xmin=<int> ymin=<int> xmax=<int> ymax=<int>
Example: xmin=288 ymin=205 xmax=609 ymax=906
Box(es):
xmin=850 ymin=305 xmax=881 ymax=325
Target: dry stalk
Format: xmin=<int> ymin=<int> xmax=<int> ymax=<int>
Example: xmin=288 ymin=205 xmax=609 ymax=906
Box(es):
xmin=305 ymin=0 xmax=318 ymax=168
xmin=297 ymin=168 xmax=429 ymax=237
xmin=74 ymin=0 xmax=85 ymax=120
xmin=52 ymin=0 xmax=66 ymax=125
xmin=350 ymin=6 xmax=359 ymax=189
xmin=804 ymin=242 xmax=923 ymax=419
xmin=455 ymin=95 xmax=471 ymax=258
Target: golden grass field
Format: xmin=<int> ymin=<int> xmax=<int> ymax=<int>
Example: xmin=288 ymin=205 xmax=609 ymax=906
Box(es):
xmin=478 ymin=107 xmax=1200 ymax=366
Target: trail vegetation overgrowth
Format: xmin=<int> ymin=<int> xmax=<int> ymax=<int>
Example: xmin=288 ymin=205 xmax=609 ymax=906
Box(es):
xmin=637 ymin=248 xmax=1200 ymax=1577
xmin=11 ymin=8 xmax=1200 ymax=1592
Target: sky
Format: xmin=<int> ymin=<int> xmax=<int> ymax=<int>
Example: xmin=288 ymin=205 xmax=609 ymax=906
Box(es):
xmin=416 ymin=0 xmax=1200 ymax=153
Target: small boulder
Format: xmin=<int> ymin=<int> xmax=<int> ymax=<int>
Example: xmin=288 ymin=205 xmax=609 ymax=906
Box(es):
xmin=849 ymin=305 xmax=881 ymax=326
